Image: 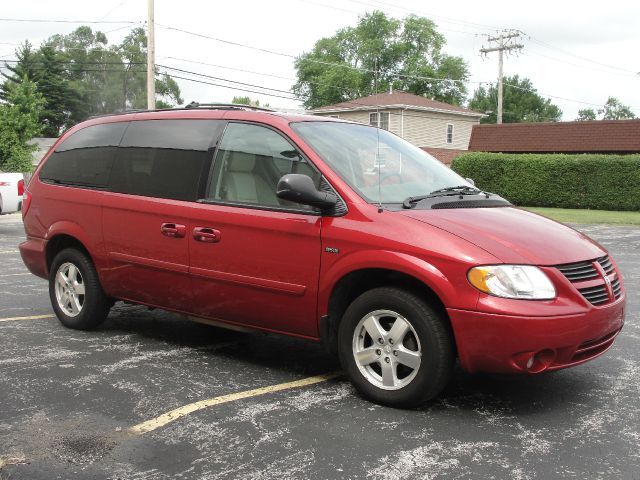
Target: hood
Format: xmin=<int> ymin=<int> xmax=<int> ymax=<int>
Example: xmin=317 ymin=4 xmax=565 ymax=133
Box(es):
xmin=400 ymin=206 xmax=606 ymax=265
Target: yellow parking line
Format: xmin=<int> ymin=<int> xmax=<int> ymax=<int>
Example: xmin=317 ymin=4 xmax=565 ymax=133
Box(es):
xmin=0 ymin=314 xmax=54 ymax=323
xmin=0 ymin=250 xmax=19 ymax=254
xmin=0 ymin=273 xmax=32 ymax=277
xmin=0 ymin=455 xmax=27 ymax=469
xmin=129 ymin=372 xmax=341 ymax=435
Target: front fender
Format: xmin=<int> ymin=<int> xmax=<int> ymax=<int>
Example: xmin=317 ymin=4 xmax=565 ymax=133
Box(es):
xmin=318 ymin=249 xmax=465 ymax=318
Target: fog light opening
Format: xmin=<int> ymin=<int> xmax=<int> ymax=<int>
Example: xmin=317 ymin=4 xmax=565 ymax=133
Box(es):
xmin=526 ymin=349 xmax=556 ymax=373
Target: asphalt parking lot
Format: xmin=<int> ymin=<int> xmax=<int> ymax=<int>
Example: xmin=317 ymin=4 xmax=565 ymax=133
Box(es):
xmin=0 ymin=213 xmax=639 ymax=480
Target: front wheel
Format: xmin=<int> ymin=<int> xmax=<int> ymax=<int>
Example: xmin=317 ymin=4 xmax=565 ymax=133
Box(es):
xmin=49 ymin=248 xmax=111 ymax=330
xmin=338 ymin=287 xmax=454 ymax=408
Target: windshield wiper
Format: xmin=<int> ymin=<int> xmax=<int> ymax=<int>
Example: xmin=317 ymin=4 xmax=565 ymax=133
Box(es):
xmin=402 ymin=185 xmax=484 ymax=209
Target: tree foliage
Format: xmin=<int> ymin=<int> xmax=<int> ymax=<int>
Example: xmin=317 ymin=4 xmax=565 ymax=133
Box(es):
xmin=231 ymin=96 xmax=269 ymax=107
xmin=293 ymin=11 xmax=469 ymax=109
xmin=1 ymin=26 xmax=184 ymax=136
xmin=0 ymin=78 xmax=45 ymax=172
xmin=598 ymin=96 xmax=636 ymax=120
xmin=575 ymin=98 xmax=636 ymax=121
xmin=575 ymin=108 xmax=597 ymax=121
xmin=468 ymin=75 xmax=562 ymax=124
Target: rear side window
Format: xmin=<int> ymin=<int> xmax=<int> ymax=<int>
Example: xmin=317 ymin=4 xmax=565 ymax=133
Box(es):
xmin=39 ymin=122 xmax=127 ymax=188
xmin=109 ymin=119 xmax=224 ymax=201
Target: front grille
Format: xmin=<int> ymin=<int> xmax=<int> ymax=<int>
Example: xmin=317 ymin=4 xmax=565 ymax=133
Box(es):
xmin=577 ymin=285 xmax=609 ymax=305
xmin=611 ymin=277 xmax=622 ymax=299
xmin=597 ymin=256 xmax=614 ymax=275
xmin=571 ymin=329 xmax=620 ymax=363
xmin=556 ymin=260 xmax=599 ymax=281
xmin=556 ymin=255 xmax=621 ymax=306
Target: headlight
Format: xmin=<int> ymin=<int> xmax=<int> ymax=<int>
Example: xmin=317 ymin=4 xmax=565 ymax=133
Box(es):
xmin=468 ymin=265 xmax=556 ymax=300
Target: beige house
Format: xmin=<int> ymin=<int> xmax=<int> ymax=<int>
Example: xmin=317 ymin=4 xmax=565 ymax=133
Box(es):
xmin=310 ymin=91 xmax=484 ymax=165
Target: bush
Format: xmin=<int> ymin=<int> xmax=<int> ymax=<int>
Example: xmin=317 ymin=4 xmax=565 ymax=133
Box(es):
xmin=451 ymin=153 xmax=640 ymax=211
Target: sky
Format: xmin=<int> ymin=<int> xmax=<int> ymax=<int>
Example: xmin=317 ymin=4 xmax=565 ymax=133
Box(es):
xmin=1 ymin=0 xmax=639 ymax=121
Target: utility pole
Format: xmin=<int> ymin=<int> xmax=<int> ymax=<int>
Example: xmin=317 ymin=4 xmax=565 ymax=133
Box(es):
xmin=146 ymin=0 xmax=155 ymax=110
xmin=480 ymin=30 xmax=523 ymax=124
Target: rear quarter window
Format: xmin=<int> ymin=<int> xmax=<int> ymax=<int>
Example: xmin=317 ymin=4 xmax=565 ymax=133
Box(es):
xmin=39 ymin=122 xmax=128 ymax=188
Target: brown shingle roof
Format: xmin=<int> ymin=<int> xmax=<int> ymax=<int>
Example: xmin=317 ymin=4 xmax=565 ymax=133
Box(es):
xmin=468 ymin=119 xmax=640 ymax=153
xmin=420 ymin=147 xmax=467 ymax=166
xmin=311 ymin=91 xmax=482 ymax=116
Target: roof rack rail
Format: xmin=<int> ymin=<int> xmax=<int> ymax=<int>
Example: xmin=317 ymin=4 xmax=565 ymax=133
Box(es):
xmin=184 ymin=101 xmax=275 ymax=112
xmin=85 ymin=102 xmax=276 ymax=121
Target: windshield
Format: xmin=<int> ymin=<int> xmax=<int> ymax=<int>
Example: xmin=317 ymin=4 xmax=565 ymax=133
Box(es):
xmin=290 ymin=121 xmax=472 ymax=203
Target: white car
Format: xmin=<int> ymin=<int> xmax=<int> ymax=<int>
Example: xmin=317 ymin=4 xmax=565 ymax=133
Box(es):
xmin=0 ymin=172 xmax=24 ymax=215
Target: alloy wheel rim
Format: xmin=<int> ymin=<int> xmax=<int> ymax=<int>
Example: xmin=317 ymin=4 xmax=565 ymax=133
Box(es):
xmin=54 ymin=262 xmax=85 ymax=317
xmin=352 ymin=309 xmax=422 ymax=391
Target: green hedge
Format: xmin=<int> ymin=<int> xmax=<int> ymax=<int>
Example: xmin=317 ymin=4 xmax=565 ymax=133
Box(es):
xmin=451 ymin=153 xmax=640 ymax=211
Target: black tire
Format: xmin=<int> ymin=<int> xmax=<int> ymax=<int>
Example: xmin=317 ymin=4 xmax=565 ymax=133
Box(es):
xmin=338 ymin=287 xmax=454 ymax=408
xmin=49 ymin=248 xmax=111 ymax=330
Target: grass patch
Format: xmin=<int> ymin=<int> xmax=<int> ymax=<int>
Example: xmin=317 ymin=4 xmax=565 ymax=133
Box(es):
xmin=523 ymin=207 xmax=640 ymax=225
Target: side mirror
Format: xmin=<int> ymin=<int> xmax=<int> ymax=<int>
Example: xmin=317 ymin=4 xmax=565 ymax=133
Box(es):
xmin=276 ymin=174 xmax=337 ymax=210
xmin=465 ymin=177 xmax=475 ymax=186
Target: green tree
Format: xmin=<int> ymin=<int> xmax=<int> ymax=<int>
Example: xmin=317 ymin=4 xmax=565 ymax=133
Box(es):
xmin=36 ymin=45 xmax=77 ymax=136
xmin=293 ymin=11 xmax=469 ymax=109
xmin=0 ymin=42 xmax=40 ymax=100
xmin=576 ymin=108 xmax=597 ymax=121
xmin=2 ymin=26 xmax=184 ymax=134
xmin=0 ymin=78 xmax=45 ymax=172
xmin=231 ymin=96 xmax=269 ymax=107
xmin=117 ymin=27 xmax=183 ymax=110
xmin=598 ymin=96 xmax=636 ymax=120
xmin=469 ymin=75 xmax=562 ymax=124
xmin=232 ymin=96 xmax=253 ymax=105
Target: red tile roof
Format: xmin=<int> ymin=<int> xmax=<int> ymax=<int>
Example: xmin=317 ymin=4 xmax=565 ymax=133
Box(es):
xmin=468 ymin=119 xmax=640 ymax=153
xmin=312 ymin=91 xmax=482 ymax=116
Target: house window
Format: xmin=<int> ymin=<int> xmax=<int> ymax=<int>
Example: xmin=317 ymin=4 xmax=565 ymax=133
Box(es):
xmin=446 ymin=124 xmax=454 ymax=144
xmin=369 ymin=112 xmax=390 ymax=131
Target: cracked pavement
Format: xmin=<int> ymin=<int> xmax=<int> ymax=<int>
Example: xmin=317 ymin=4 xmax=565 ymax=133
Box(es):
xmin=0 ymin=214 xmax=639 ymax=479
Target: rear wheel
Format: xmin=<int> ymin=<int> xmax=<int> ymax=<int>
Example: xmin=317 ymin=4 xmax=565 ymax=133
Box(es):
xmin=49 ymin=248 xmax=111 ymax=330
xmin=338 ymin=287 xmax=454 ymax=408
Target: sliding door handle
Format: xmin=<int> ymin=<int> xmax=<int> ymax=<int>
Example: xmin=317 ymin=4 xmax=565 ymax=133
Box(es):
xmin=160 ymin=223 xmax=186 ymax=238
xmin=193 ymin=227 xmax=221 ymax=243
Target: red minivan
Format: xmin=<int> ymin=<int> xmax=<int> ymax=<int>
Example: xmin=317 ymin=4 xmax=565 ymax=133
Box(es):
xmin=20 ymin=104 xmax=625 ymax=407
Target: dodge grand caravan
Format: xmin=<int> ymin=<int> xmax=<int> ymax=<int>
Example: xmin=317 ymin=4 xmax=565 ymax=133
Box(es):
xmin=19 ymin=104 xmax=626 ymax=407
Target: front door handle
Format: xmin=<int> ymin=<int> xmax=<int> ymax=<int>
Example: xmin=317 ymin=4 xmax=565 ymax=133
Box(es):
xmin=160 ymin=223 xmax=186 ymax=238
xmin=193 ymin=227 xmax=221 ymax=243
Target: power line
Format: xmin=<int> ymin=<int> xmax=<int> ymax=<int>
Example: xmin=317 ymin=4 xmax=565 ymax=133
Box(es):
xmin=157 ymin=65 xmax=486 ymax=122
xmin=157 ymin=65 xmax=299 ymax=97
xmin=97 ymin=0 xmax=131 ymax=22
xmin=527 ymin=36 xmax=637 ymax=76
xmin=0 ymin=18 xmax=138 ymax=24
xmin=3 ymin=60 xmax=147 ymax=65
xmin=3 ymin=46 xmax=631 ymax=110
xmin=163 ymin=73 xmax=299 ymax=102
xmin=155 ymin=23 xmax=473 ymax=88
xmin=343 ymin=0 xmax=499 ymax=31
xmin=155 ymin=23 xmax=296 ymax=59
xmin=523 ymin=49 xmax=640 ymax=79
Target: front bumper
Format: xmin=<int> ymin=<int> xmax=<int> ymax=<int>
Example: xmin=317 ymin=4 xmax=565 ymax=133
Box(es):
xmin=448 ymin=295 xmax=625 ymax=374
